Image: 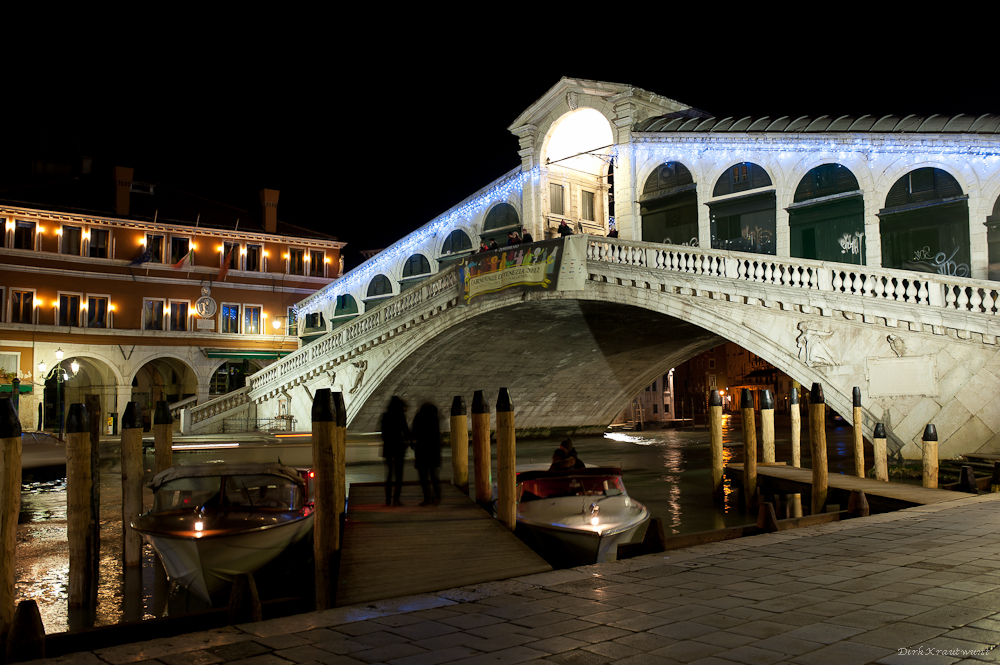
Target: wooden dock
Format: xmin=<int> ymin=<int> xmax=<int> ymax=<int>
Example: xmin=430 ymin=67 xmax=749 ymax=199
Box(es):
xmin=336 ymin=481 xmax=551 ymax=607
xmin=726 ymin=463 xmax=976 ymax=513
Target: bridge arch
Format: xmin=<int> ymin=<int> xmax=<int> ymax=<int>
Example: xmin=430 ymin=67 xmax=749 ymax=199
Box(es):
xmin=534 ymin=105 xmax=619 ymax=168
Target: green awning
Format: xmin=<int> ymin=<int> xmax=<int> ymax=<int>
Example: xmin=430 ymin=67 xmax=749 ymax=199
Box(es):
xmin=0 ymin=384 xmax=32 ymax=394
xmin=205 ymin=350 xmax=294 ymax=360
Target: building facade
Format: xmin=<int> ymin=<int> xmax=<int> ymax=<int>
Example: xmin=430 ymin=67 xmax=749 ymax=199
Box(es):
xmin=0 ymin=167 xmax=343 ymax=432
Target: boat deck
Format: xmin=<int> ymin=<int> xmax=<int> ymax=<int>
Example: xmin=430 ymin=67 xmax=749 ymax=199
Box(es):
xmin=336 ymin=481 xmax=551 ymax=607
xmin=727 ymin=462 xmax=975 ymax=512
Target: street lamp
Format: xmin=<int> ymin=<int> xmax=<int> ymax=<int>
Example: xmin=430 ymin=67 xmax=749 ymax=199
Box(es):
xmin=38 ymin=348 xmax=79 ymax=439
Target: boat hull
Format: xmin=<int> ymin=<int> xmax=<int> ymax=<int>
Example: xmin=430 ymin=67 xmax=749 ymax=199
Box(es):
xmin=516 ymin=512 xmax=648 ymax=567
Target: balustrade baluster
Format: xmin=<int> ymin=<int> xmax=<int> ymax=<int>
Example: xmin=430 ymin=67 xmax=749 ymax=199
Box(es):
xmin=945 ymin=284 xmax=957 ymax=309
xmin=753 ymin=262 xmax=763 ymax=282
xmin=916 ymin=280 xmax=929 ymax=305
xmin=764 ymin=262 xmax=773 ymax=283
xmin=970 ymin=288 xmax=983 ymax=313
xmin=957 ymin=286 xmax=970 ymax=311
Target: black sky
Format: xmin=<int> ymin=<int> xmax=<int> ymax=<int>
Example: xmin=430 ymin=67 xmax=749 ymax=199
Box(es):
xmin=3 ymin=30 xmax=995 ymax=266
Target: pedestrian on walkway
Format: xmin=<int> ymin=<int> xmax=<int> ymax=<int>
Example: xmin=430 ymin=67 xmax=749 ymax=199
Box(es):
xmin=412 ymin=402 xmax=442 ymax=506
xmin=380 ymin=396 xmax=410 ymax=506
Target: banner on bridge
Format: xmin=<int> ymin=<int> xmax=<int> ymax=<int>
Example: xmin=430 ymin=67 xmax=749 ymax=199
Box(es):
xmin=457 ymin=234 xmax=587 ymax=306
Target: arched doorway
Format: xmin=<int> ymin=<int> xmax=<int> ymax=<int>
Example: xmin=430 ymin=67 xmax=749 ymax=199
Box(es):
xmin=640 ymin=162 xmax=698 ymax=245
xmin=879 ymin=167 xmax=970 ymax=276
xmin=788 ymin=163 xmax=865 ymax=264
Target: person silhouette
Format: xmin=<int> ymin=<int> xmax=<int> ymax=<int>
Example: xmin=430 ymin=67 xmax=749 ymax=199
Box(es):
xmin=380 ymin=396 xmax=410 ymax=506
xmin=411 ymin=403 xmax=442 ymax=506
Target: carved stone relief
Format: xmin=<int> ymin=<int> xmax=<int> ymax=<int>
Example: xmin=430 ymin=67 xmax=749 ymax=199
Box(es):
xmin=796 ymin=322 xmax=839 ymax=367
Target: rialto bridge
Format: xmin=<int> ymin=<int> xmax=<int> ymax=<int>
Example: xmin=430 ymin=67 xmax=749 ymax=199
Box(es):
xmin=188 ymin=78 xmax=1000 ymax=459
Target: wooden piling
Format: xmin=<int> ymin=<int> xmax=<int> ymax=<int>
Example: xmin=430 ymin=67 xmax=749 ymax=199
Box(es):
xmin=0 ymin=399 xmax=22 ymax=636
xmin=66 ymin=403 xmax=93 ymax=608
xmin=873 ymin=423 xmax=888 ymax=482
xmin=709 ymin=390 xmax=723 ymax=504
xmin=757 ymin=502 xmax=779 ymax=533
xmin=85 ymin=394 xmax=102 ymax=571
xmin=847 ymin=490 xmax=870 ymax=517
xmin=787 ymin=494 xmax=802 ymax=518
xmin=761 ymin=389 xmax=775 ymax=464
xmin=450 ymin=396 xmax=469 ymax=495
xmin=227 ymin=573 xmax=262 ymax=624
xmin=922 ymin=424 xmax=938 ymax=489
xmin=959 ymin=466 xmax=978 ymax=495
xmin=496 ymin=388 xmax=516 ymax=532
xmin=809 ymin=383 xmax=828 ymax=515
xmin=6 ymin=599 xmax=44 ymax=663
xmin=740 ymin=388 xmax=757 ymax=511
xmin=852 ymin=387 xmax=864 ymax=477
xmin=333 ymin=392 xmax=347 ymax=515
xmin=471 ymin=391 xmax=491 ymax=505
xmin=153 ymin=400 xmax=173 ymax=475
xmin=120 ymin=402 xmax=144 ymax=567
xmin=991 ymin=462 xmax=1000 ymax=493
xmin=311 ymin=389 xmax=337 ymax=610
xmin=790 ymin=387 xmax=801 ymax=468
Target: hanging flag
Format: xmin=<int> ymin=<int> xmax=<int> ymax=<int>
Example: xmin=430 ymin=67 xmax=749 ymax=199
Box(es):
xmin=173 ymin=249 xmax=194 ymax=270
xmin=217 ymin=248 xmax=233 ymax=281
xmin=129 ymin=248 xmax=153 ymax=266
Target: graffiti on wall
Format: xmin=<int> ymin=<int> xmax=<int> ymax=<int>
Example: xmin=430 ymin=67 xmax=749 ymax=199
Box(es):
xmin=664 ymin=236 xmax=700 ymax=247
xmin=838 ymin=231 xmax=864 ymax=256
xmin=911 ymin=246 xmax=970 ymax=277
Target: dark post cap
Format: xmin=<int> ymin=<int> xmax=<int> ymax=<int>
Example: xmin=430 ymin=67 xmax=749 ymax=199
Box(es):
xmin=740 ymin=388 xmax=753 ymax=409
xmin=472 ymin=390 xmax=488 ymax=414
xmin=66 ymin=403 xmax=89 ymax=434
xmin=790 ymin=387 xmax=798 ymax=404
xmin=761 ymin=389 xmax=774 ymax=410
xmin=122 ymin=402 xmax=142 ymax=430
xmin=873 ymin=423 xmax=886 ymax=439
xmin=810 ymin=382 xmax=825 ymax=404
xmin=332 ymin=392 xmax=347 ymax=427
xmin=311 ymin=388 xmax=334 ymax=422
xmin=154 ymin=400 xmax=173 ymax=425
xmin=853 ymin=387 xmax=861 ymax=407
xmin=451 ymin=396 xmax=467 ymax=416
xmin=496 ymin=388 xmax=513 ymax=413
xmin=709 ymin=390 xmax=722 ymax=407
xmin=0 ymin=398 xmax=21 ymax=439
xmin=923 ymin=424 xmax=938 ymax=441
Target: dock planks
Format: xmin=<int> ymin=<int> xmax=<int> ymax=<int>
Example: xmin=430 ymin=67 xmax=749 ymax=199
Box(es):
xmin=727 ymin=463 xmax=976 ymax=511
xmin=336 ymin=481 xmax=551 ymax=607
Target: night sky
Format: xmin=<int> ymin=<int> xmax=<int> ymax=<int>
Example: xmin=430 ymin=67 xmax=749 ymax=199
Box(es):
xmin=3 ymin=36 xmax=995 ymax=269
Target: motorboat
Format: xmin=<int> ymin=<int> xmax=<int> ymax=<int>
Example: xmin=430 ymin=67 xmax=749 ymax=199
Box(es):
xmin=132 ymin=461 xmax=314 ymax=602
xmin=513 ymin=465 xmax=649 ymax=567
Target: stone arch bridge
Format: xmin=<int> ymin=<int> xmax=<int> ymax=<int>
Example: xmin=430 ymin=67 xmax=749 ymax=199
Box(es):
xmin=246 ymin=237 xmax=1000 ymax=460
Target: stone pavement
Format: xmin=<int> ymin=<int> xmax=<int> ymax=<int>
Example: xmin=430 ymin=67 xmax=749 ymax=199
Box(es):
xmin=29 ymin=494 xmax=1000 ymax=665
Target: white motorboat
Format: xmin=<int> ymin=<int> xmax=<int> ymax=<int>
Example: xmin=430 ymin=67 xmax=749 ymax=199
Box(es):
xmin=513 ymin=465 xmax=649 ymax=567
xmin=132 ymin=461 xmax=314 ymax=602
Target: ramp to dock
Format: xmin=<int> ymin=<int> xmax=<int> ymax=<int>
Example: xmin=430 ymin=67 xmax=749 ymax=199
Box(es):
xmin=727 ymin=463 xmax=975 ymax=512
xmin=336 ymin=481 xmax=551 ymax=607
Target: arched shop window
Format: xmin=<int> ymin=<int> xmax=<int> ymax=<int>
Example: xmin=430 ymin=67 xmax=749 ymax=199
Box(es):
xmin=481 ymin=203 xmax=521 ymax=247
xmin=334 ymin=294 xmax=358 ymax=317
xmin=640 ymin=162 xmax=698 ymax=246
xmin=709 ymin=163 xmax=775 ymax=254
xmin=401 ymin=254 xmax=431 ymax=278
xmin=788 ymin=164 xmax=864 ymax=264
xmin=441 ymin=229 xmax=472 ymax=255
xmin=367 ymin=274 xmax=392 ymax=297
xmin=879 ymin=168 xmax=970 ymax=277
xmin=987 ymin=197 xmax=1000 ymax=281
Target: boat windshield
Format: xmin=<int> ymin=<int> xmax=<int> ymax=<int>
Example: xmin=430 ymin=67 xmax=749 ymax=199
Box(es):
xmin=153 ymin=474 xmax=303 ymax=512
xmin=519 ymin=476 xmax=625 ymax=502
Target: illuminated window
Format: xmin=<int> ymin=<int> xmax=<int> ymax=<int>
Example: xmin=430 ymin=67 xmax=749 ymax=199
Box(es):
xmin=581 ymin=191 xmax=595 ymax=221
xmin=145 ymin=234 xmax=165 ymax=262
xmin=223 ymin=242 xmax=240 ymax=269
xmin=309 ymin=250 xmax=324 ymax=277
xmin=14 ymin=221 xmax=35 ymax=250
xmin=285 ymin=307 xmax=298 ymax=336
xmin=87 ymin=296 xmax=108 ymax=328
xmin=89 ymin=229 xmax=109 ymax=258
xmin=169 ymin=301 xmax=189 ymax=331
xmin=289 ymin=248 xmax=305 ymax=275
xmin=143 ymin=299 xmax=165 ymax=330
xmin=244 ymin=306 xmax=261 ymax=334
xmin=10 ymin=290 xmax=34 ymax=324
xmin=170 ymin=237 xmax=191 ymax=265
xmin=221 ymin=303 xmax=240 ymax=333
xmin=246 ymin=244 xmax=263 ymax=272
xmin=61 ymin=226 xmax=82 ymax=255
xmin=58 ymin=293 xmax=81 ymax=327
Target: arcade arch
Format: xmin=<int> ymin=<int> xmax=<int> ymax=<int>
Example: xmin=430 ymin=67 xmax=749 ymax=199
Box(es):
xmin=788 ymin=163 xmax=865 ymax=264
xmin=708 ymin=162 xmax=776 ymax=254
xmin=481 ymin=203 xmax=521 ymax=247
xmin=640 ymin=162 xmax=698 ymax=245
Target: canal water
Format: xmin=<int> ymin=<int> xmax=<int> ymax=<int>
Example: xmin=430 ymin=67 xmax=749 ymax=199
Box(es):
xmin=16 ymin=413 xmax=868 ymax=634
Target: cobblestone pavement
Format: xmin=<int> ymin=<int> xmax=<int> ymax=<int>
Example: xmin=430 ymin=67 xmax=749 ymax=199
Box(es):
xmin=28 ymin=494 xmax=1000 ymax=665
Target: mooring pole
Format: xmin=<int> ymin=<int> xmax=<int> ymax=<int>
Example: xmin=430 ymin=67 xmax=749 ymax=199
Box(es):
xmin=471 ymin=391 xmax=492 ymax=507
xmin=740 ymin=389 xmax=757 ymax=511
xmin=0 ymin=399 xmax=22 ymax=636
xmin=922 ymin=424 xmax=938 ymax=489
xmin=450 ymin=396 xmax=469 ymax=495
xmin=153 ymin=400 xmax=173 ymax=475
xmin=85 ymin=394 xmax=102 ymax=578
xmin=873 ymin=422 xmax=888 ymax=482
xmin=709 ymin=390 xmax=723 ymax=504
xmin=790 ymin=386 xmax=800 ymax=467
xmin=312 ymin=388 xmax=337 ymax=610
xmin=496 ymin=388 xmax=516 ymax=532
xmin=333 ymin=392 xmax=346 ymax=516
xmin=120 ymin=402 xmax=144 ymax=567
xmin=809 ymin=383 xmax=828 ymax=515
xmin=761 ymin=389 xmax=775 ymax=464
xmin=66 ymin=403 xmax=93 ymax=608
xmin=852 ymin=387 xmax=864 ymax=477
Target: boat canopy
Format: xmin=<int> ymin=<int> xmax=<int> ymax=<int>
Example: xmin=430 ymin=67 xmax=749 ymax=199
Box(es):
xmin=148 ymin=462 xmax=305 ymax=490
